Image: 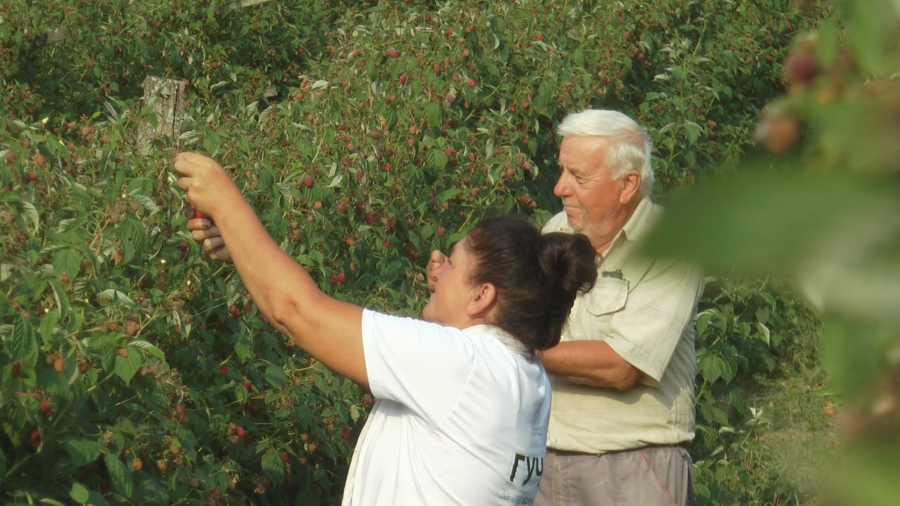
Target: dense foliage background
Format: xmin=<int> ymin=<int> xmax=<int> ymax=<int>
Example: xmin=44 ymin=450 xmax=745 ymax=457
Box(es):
xmin=1 ymin=0 xmax=874 ymax=505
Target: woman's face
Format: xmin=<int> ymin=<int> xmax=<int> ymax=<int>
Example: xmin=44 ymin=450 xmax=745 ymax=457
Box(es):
xmin=423 ymin=236 xmax=480 ymax=328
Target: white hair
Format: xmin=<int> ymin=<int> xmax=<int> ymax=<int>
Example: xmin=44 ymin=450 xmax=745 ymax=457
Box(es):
xmin=557 ymin=109 xmax=654 ymax=197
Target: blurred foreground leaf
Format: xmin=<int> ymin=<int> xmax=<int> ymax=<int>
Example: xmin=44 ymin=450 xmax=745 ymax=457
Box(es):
xmin=828 ymin=444 xmax=900 ymax=506
xmin=642 ymin=169 xmax=900 ymax=322
xmin=820 ymin=315 xmax=897 ymax=398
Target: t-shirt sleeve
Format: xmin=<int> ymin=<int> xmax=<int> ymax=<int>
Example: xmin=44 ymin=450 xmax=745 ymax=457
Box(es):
xmin=361 ymin=309 xmax=476 ymax=427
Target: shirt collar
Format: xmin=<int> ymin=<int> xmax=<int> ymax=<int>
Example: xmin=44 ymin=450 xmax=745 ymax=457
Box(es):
xmin=463 ymin=325 xmax=532 ymax=356
xmin=603 ymin=198 xmax=657 ymax=258
xmin=620 ymin=198 xmax=657 ymax=242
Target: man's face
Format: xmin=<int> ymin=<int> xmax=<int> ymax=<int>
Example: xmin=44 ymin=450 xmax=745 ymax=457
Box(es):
xmin=423 ymin=236 xmax=477 ymax=329
xmin=553 ymin=136 xmax=624 ymax=248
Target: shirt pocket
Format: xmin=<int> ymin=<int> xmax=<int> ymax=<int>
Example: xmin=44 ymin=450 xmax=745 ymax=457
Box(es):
xmin=585 ymin=277 xmax=629 ymax=316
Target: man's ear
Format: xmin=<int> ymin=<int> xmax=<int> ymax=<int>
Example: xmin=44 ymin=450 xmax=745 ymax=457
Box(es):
xmin=467 ymin=283 xmax=497 ymax=318
xmin=619 ymin=170 xmax=642 ymax=204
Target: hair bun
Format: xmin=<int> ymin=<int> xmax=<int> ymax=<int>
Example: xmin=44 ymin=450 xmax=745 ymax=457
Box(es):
xmin=540 ymin=233 xmax=597 ymax=295
xmin=464 ymin=216 xmax=598 ymax=350
xmin=539 ymin=233 xmax=598 ymax=330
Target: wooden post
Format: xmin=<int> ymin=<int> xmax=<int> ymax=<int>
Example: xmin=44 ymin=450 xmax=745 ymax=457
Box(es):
xmin=38 ymin=26 xmax=72 ymax=47
xmin=229 ymin=0 xmax=273 ymax=9
xmin=139 ymin=76 xmax=186 ymax=155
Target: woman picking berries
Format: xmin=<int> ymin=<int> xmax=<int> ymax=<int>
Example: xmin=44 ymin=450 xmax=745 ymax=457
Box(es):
xmin=174 ymin=152 xmax=596 ymax=505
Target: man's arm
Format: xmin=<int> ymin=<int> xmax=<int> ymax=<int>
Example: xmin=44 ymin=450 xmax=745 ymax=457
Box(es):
xmin=541 ymin=260 xmax=704 ymax=392
xmin=537 ymin=341 xmax=644 ymax=391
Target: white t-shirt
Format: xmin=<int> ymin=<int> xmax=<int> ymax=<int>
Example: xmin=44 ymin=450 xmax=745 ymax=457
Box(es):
xmin=341 ymin=310 xmax=551 ymax=506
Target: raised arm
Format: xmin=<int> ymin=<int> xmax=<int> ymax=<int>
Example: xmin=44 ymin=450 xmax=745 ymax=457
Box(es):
xmin=186 ymin=217 xmax=233 ymax=263
xmin=173 ymin=152 xmax=368 ymax=389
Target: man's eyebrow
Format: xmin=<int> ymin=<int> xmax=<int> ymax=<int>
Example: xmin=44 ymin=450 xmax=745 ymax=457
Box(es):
xmin=565 ymin=165 xmax=588 ymax=176
xmin=559 ymin=158 xmax=582 ymax=172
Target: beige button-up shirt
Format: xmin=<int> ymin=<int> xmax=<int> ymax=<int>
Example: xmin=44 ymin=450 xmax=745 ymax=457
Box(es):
xmin=541 ymin=198 xmax=704 ymax=453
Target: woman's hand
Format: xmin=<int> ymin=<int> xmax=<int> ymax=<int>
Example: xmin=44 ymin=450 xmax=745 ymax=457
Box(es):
xmin=186 ymin=218 xmax=233 ymax=263
xmin=173 ymin=152 xmax=243 ymax=220
xmin=172 ymin=152 xmax=368 ymax=389
xmin=426 ymin=250 xmax=447 ymax=292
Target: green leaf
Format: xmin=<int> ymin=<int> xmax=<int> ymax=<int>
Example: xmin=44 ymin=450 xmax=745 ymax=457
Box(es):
xmin=69 ymin=483 xmax=90 ymax=504
xmin=104 ymin=452 xmax=134 ymax=499
xmin=496 ymin=45 xmax=510 ymax=63
xmin=264 ymin=363 xmax=288 ymax=388
xmin=235 ymin=331 xmax=253 ymax=361
xmin=86 ymin=492 xmax=109 ymax=506
xmin=52 ymin=249 xmax=82 ymax=278
xmin=426 ymin=150 xmax=449 ymax=172
xmin=850 ymin=0 xmax=888 ymax=73
xmin=15 ymin=201 xmax=40 ymax=232
xmin=134 ymin=478 xmax=168 ymax=505
xmin=10 ymin=318 xmax=38 ymax=368
xmin=203 ymin=129 xmax=221 ymax=153
xmin=755 ymin=306 xmax=770 ymax=325
xmin=709 ymin=406 xmax=729 ymax=425
xmin=261 ymin=447 xmax=286 ymax=484
xmin=50 ymin=280 xmax=70 ymax=320
xmin=696 ymin=311 xmax=712 ymax=337
xmin=39 ymin=309 xmax=60 ymax=345
xmin=815 ymin=19 xmax=841 ymax=67
xmin=0 ymin=450 xmax=6 ymax=489
xmin=64 ymin=438 xmax=103 ymax=467
xmin=683 ymin=122 xmax=702 ymax=145
xmin=573 ymin=48 xmax=584 ymax=66
xmin=128 ymin=340 xmax=165 ymax=361
xmin=425 ymin=102 xmax=443 ymax=128
xmin=436 ymin=188 xmax=461 ymax=202
xmin=537 ymin=80 xmax=554 ymax=107
xmin=115 ymin=349 xmax=143 ymax=384
xmin=821 ymin=315 xmax=896 ymax=398
xmin=296 ymin=484 xmax=322 ymax=506
xmin=121 ymin=217 xmax=148 ymax=252
xmin=756 ymin=323 xmax=771 ymax=346
xmin=97 ymin=289 xmax=135 ymax=306
xmin=699 ymin=354 xmax=729 ymax=384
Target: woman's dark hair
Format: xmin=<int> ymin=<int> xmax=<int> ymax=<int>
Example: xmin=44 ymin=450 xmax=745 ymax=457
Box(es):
xmin=465 ymin=215 xmax=598 ymax=350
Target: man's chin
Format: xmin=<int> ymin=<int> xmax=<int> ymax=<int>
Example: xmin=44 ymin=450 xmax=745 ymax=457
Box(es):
xmin=565 ymin=214 xmax=583 ymax=232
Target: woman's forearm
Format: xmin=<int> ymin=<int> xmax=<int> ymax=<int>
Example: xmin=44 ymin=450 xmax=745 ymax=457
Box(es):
xmin=173 ymin=153 xmax=368 ymax=388
xmin=213 ymin=196 xmax=315 ymax=330
xmin=213 ymin=195 xmax=368 ymax=388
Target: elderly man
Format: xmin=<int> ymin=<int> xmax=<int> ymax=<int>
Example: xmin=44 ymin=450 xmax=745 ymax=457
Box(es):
xmin=428 ymin=109 xmax=704 ymax=506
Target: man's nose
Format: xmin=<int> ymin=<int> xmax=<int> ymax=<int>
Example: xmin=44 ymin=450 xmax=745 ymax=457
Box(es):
xmin=553 ymin=173 xmax=571 ymax=197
